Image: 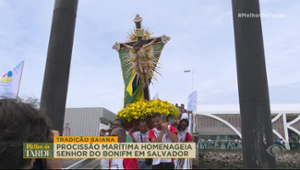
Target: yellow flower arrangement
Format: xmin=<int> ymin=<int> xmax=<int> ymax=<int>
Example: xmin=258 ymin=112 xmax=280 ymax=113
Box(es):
xmin=116 ymin=99 xmax=180 ymax=122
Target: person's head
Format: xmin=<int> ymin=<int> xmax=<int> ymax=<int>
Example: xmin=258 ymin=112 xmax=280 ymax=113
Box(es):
xmin=160 ymin=114 xmax=167 ymax=123
xmin=100 ymin=129 xmax=107 ymax=136
xmin=151 ymin=112 xmax=163 ymax=129
xmin=111 ymin=127 xmax=126 ymax=142
xmin=113 ymin=118 xmax=126 ymax=128
xmin=139 ymin=120 xmax=149 ymax=134
xmin=175 ymin=103 xmax=178 ymax=107
xmin=181 ymin=104 xmax=184 ymax=109
xmin=0 ymin=98 xmax=52 ymax=169
xmin=178 ymin=119 xmax=189 ymax=132
xmin=133 ymin=43 xmax=140 ymax=51
xmin=179 ymin=108 xmax=184 ymax=114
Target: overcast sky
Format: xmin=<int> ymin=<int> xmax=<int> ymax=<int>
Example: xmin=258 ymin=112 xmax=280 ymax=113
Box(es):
xmin=0 ymin=0 xmax=299 ymax=114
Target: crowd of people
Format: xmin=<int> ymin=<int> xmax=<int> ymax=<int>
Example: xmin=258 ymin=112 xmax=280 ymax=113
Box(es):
xmin=98 ymin=102 xmax=195 ymax=169
xmin=175 ymin=103 xmax=193 ymax=120
xmin=197 ymin=138 xmax=243 ymax=150
xmin=0 ymin=97 xmax=193 ymax=169
xmin=4 ymin=97 xmax=300 ymax=169
xmin=274 ymin=138 xmax=300 ymax=150
xmin=99 ymin=112 xmax=193 ymax=169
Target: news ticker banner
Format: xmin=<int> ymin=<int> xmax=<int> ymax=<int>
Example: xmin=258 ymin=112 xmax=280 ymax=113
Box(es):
xmin=23 ymin=136 xmax=196 ymax=159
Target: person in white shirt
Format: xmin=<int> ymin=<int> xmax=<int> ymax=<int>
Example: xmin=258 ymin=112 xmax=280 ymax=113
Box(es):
xmin=181 ymin=111 xmax=188 ymax=120
xmin=109 ymin=128 xmax=139 ymax=169
xmin=174 ymin=119 xmax=193 ymax=169
xmin=132 ymin=120 xmax=152 ymax=169
xmin=148 ymin=113 xmax=178 ymax=169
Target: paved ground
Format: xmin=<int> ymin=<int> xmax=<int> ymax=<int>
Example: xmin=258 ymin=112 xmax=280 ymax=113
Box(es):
xmin=81 ymin=159 xmax=101 ymax=169
xmin=63 ymin=159 xmax=83 ymax=168
xmin=63 ymin=159 xmax=101 ymax=169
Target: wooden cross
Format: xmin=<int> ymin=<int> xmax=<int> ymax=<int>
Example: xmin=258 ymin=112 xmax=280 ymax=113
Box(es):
xmin=119 ymin=14 xmax=162 ymax=100
xmin=112 ymin=15 xmax=170 ymax=101
xmin=120 ymin=14 xmax=162 ymax=48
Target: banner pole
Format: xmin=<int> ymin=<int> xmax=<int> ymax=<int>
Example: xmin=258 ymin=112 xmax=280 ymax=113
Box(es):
xmin=16 ymin=60 xmax=25 ymax=98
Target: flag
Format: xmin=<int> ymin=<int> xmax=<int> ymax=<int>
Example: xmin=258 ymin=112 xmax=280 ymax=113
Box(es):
xmin=153 ymin=92 xmax=159 ymax=99
xmin=126 ymin=71 xmax=137 ymax=97
xmin=187 ymin=90 xmax=197 ymax=111
xmin=0 ymin=61 xmax=25 ymax=99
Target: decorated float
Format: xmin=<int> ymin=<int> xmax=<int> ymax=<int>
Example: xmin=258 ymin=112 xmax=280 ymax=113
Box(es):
xmin=112 ymin=14 xmax=178 ymax=131
xmin=116 ymin=99 xmax=180 ymax=130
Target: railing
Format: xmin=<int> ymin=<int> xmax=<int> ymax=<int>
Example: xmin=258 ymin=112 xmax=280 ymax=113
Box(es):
xmin=197 ymin=141 xmax=242 ymax=150
xmin=196 ymin=141 xmax=300 ymax=151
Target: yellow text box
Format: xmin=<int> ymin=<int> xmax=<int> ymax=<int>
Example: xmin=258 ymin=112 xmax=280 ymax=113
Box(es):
xmin=53 ymin=136 xmax=118 ymax=143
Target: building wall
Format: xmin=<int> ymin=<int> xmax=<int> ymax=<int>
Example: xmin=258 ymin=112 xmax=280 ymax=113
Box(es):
xmin=99 ymin=123 xmax=110 ymax=132
xmin=196 ymin=115 xmax=240 ymax=135
xmin=195 ymin=113 xmax=300 ymax=142
xmin=63 ymin=107 xmax=116 ymax=136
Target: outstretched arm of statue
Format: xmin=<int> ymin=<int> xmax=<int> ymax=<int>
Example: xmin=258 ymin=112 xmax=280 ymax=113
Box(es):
xmin=144 ymin=38 xmax=157 ymax=48
xmin=122 ymin=43 xmax=133 ymax=49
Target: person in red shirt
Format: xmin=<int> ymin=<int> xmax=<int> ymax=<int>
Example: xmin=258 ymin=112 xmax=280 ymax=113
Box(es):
xmin=113 ymin=118 xmax=135 ymax=142
xmin=148 ymin=112 xmax=178 ymax=169
xmin=109 ymin=127 xmax=139 ymax=169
